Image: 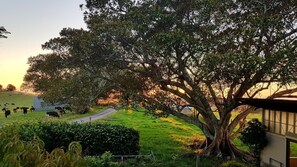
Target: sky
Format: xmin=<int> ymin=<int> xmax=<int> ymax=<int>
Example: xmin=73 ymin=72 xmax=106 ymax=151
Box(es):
xmin=0 ymin=0 xmax=87 ymax=90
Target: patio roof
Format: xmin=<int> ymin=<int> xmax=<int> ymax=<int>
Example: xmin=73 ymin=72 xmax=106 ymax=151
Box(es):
xmin=237 ymin=98 xmax=297 ymax=113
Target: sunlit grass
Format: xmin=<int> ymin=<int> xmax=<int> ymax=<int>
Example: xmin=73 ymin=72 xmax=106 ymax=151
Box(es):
xmin=96 ymin=108 xmax=262 ymax=166
xmin=97 ymin=109 xmax=204 ymax=166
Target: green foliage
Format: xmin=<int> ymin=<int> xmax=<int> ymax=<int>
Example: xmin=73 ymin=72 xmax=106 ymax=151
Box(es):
xmin=85 ymin=152 xmax=119 ymax=167
xmin=239 ymin=119 xmax=268 ymax=152
xmin=239 ymin=119 xmax=268 ymax=166
xmin=18 ymin=121 xmax=140 ymax=156
xmin=220 ymin=160 xmax=247 ymax=167
xmin=0 ymin=126 xmax=85 ymax=167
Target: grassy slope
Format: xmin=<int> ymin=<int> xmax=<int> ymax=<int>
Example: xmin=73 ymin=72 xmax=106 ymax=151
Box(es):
xmin=97 ymin=109 xmax=262 ymax=167
xmin=98 ymin=109 xmax=206 ymax=166
xmin=0 ymin=91 xmax=33 ymax=108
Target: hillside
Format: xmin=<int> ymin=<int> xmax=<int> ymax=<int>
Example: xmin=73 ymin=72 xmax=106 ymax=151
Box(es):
xmin=0 ymin=91 xmax=34 ymax=108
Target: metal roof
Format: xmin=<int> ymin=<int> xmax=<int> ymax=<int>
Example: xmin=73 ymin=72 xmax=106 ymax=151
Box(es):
xmin=237 ymin=98 xmax=297 ymax=113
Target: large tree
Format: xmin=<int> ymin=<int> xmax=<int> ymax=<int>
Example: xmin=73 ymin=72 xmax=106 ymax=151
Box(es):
xmin=22 ymin=28 xmax=116 ymax=113
xmin=24 ymin=0 xmax=297 ymax=159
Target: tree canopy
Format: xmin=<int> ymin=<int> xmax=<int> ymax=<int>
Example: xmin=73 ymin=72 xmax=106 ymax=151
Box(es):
xmin=23 ymin=0 xmax=297 ymax=158
xmin=6 ymin=84 xmax=16 ymax=91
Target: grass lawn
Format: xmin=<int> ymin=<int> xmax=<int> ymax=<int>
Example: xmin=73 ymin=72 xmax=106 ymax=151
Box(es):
xmin=97 ymin=109 xmax=209 ymax=166
xmin=96 ymin=108 xmax=262 ymax=166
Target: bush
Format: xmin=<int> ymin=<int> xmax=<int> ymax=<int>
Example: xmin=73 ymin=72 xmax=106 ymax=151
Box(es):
xmin=0 ymin=126 xmax=85 ymax=167
xmin=239 ymin=119 xmax=268 ymax=166
xmin=220 ymin=160 xmax=247 ymax=167
xmin=85 ymin=152 xmax=120 ymax=167
xmin=18 ymin=122 xmax=140 ymax=156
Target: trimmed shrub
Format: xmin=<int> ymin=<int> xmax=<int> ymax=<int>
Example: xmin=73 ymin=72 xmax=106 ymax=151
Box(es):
xmin=18 ymin=122 xmax=140 ymax=156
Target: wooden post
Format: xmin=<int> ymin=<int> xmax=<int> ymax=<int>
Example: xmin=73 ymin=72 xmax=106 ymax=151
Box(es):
xmin=196 ymin=155 xmax=200 ymax=167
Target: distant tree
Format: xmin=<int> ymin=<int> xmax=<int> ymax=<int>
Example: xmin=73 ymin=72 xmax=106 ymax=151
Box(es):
xmin=0 ymin=26 xmax=10 ymax=38
xmin=6 ymin=84 xmax=16 ymax=91
xmin=0 ymin=84 xmax=3 ymax=91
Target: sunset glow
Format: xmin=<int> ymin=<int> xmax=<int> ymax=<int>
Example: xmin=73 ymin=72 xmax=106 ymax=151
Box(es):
xmin=0 ymin=0 xmax=86 ymax=89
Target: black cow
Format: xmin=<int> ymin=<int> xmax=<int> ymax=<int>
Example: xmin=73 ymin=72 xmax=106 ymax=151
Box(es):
xmin=2 ymin=107 xmax=6 ymax=112
xmin=55 ymin=106 xmax=65 ymax=115
xmin=30 ymin=106 xmax=35 ymax=112
xmin=5 ymin=109 xmax=10 ymax=118
xmin=55 ymin=106 xmax=62 ymax=110
xmin=46 ymin=111 xmax=60 ymax=118
xmin=13 ymin=108 xmax=18 ymax=113
xmin=21 ymin=107 xmax=29 ymax=114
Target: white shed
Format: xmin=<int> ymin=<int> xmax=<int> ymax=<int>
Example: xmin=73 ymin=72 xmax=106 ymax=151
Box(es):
xmin=33 ymin=96 xmax=63 ymax=111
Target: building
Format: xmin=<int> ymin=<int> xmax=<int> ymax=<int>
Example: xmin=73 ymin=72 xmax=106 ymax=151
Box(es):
xmin=238 ymin=98 xmax=297 ymax=167
xmin=33 ymin=96 xmax=63 ymax=111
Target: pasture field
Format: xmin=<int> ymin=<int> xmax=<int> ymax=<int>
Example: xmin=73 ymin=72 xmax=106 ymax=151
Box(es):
xmin=0 ymin=105 xmax=108 ymax=126
xmin=0 ymin=91 xmax=34 ymax=108
xmin=0 ymin=91 xmax=108 ymax=126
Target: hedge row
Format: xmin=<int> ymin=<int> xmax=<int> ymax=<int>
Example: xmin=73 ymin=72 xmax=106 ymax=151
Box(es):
xmin=18 ymin=122 xmax=140 ymax=156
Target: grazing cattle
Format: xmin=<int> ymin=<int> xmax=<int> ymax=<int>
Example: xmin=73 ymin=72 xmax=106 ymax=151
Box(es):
xmin=13 ymin=108 xmax=18 ymax=113
xmin=21 ymin=107 xmax=29 ymax=114
xmin=11 ymin=103 xmax=15 ymax=105
xmin=55 ymin=106 xmax=65 ymax=115
xmin=46 ymin=111 xmax=60 ymax=118
xmin=2 ymin=107 xmax=6 ymax=112
xmin=5 ymin=109 xmax=10 ymax=118
xmin=30 ymin=106 xmax=35 ymax=112
xmin=55 ymin=106 xmax=62 ymax=110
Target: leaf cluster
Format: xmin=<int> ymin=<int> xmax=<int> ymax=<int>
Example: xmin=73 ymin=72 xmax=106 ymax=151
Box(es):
xmin=0 ymin=127 xmax=85 ymax=167
xmin=18 ymin=121 xmax=140 ymax=156
xmin=239 ymin=119 xmax=268 ymax=152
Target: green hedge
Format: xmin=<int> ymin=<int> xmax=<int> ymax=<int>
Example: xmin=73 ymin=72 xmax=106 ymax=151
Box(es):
xmin=18 ymin=122 xmax=140 ymax=156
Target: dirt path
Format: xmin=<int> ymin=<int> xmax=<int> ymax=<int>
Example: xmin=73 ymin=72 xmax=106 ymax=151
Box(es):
xmin=70 ymin=108 xmax=116 ymax=123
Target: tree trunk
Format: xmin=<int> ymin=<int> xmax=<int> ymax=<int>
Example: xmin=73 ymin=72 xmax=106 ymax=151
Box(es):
xmin=200 ymin=126 xmax=255 ymax=161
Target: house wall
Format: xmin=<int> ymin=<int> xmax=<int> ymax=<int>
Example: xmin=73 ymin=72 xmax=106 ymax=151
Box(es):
xmin=261 ymin=132 xmax=286 ymax=167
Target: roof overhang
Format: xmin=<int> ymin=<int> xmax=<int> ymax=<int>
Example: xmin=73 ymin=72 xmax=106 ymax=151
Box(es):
xmin=237 ymin=98 xmax=297 ymax=113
